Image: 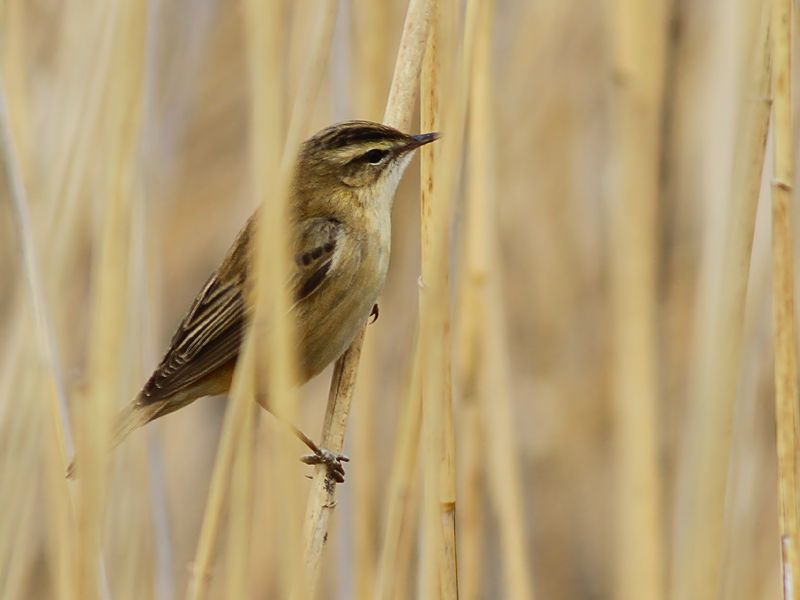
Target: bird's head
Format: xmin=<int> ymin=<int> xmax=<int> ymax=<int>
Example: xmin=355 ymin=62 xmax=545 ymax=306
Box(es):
xmin=296 ymin=120 xmax=439 ymax=212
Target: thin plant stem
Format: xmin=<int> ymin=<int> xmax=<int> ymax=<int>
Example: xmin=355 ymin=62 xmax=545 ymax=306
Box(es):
xmin=670 ymin=4 xmax=772 ymax=598
xmin=294 ymin=327 xmax=366 ymax=600
xmin=0 ymin=70 xmax=73 ymax=472
xmin=418 ymin=0 xmax=463 ymax=594
xmin=188 ymin=1 xmax=340 ymax=597
xmin=455 ymin=2 xmax=492 ymax=597
xmin=466 ymin=4 xmax=535 ymax=596
xmin=418 ymin=0 xmax=485 ymax=594
xmin=295 ymin=0 xmax=435 ymax=596
xmin=351 ymin=5 xmax=392 ymax=594
xmin=78 ymin=1 xmax=147 ymax=597
xmin=375 ymin=336 xmax=423 ymax=600
xmin=608 ymin=0 xmax=668 ymax=597
xmin=769 ymin=0 xmax=800 ymax=597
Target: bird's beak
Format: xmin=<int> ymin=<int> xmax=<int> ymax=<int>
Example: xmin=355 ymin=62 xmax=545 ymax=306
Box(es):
xmin=402 ymin=132 xmax=441 ymax=151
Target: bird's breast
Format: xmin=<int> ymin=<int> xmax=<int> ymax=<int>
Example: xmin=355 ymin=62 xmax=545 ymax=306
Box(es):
xmin=297 ymin=209 xmax=391 ymax=381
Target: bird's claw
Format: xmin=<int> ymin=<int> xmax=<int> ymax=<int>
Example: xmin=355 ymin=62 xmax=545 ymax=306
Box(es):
xmin=369 ymin=303 xmax=379 ymax=324
xmin=300 ymin=447 xmax=349 ymax=483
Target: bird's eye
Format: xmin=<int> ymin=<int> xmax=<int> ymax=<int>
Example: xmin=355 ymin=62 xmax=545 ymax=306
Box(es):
xmin=363 ymin=149 xmax=388 ymax=164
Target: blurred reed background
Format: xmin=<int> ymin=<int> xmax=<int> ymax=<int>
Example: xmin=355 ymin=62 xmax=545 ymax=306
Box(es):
xmin=1 ymin=0 xmax=798 ymax=598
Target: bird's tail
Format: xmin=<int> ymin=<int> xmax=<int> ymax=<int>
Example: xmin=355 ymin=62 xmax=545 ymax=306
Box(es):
xmin=111 ymin=400 xmax=164 ymax=447
xmin=65 ymin=398 xmax=163 ymax=479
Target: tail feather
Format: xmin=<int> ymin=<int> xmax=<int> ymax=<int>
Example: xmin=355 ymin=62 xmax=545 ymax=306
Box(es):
xmin=112 ymin=401 xmax=163 ymax=446
xmin=65 ymin=399 xmax=164 ymax=479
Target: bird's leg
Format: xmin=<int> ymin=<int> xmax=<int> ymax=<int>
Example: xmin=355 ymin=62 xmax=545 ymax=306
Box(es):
xmin=290 ymin=423 xmax=349 ymax=484
xmin=255 ymin=393 xmax=348 ymax=482
xmin=369 ymin=303 xmax=379 ymax=324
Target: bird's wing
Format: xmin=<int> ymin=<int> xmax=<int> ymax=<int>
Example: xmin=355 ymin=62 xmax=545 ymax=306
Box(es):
xmin=140 ymin=216 xmax=346 ymax=404
xmin=289 ymin=216 xmax=345 ymax=308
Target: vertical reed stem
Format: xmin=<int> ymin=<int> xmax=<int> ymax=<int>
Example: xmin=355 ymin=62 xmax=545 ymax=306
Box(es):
xmin=471 ymin=9 xmax=536 ymax=587
xmin=351 ymin=5 xmax=391 ymax=594
xmin=418 ymin=0 xmax=461 ymax=595
xmin=189 ymin=3 xmax=339 ymax=598
xmin=375 ymin=339 xmax=423 ymax=600
xmin=77 ymin=3 xmax=145 ymax=597
xmin=296 ymin=0 xmax=434 ymax=596
xmin=671 ymin=5 xmax=772 ymax=598
xmin=769 ymin=0 xmax=800 ymax=597
xmin=0 ymin=69 xmax=73 ymax=473
xmin=419 ymin=2 xmax=446 ymax=595
xmin=457 ymin=1 xmax=490 ymax=596
xmin=609 ymin=0 xmax=667 ymax=597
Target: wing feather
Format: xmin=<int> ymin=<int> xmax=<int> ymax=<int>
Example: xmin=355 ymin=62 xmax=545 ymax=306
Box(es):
xmin=140 ymin=216 xmax=344 ymax=404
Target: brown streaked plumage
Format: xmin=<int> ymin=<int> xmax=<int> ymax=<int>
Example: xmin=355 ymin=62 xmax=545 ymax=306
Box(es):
xmin=68 ymin=121 xmax=438 ymax=477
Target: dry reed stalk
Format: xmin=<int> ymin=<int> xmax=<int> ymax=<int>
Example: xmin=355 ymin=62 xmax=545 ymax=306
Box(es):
xmin=189 ymin=2 xmax=340 ymax=598
xmin=455 ymin=1 xmax=493 ymax=597
xmin=455 ymin=346 xmax=482 ymax=597
xmin=352 ymin=0 xmax=392 ymax=120
xmin=384 ymin=0 xmax=435 ymax=132
xmin=454 ymin=193 xmax=484 ymax=588
xmin=418 ymin=0 xmax=464 ymax=594
xmin=131 ymin=169 xmax=174 ymax=600
xmin=0 ymin=5 xmax=114 ymax=599
xmin=44 ymin=408 xmax=79 ymax=599
xmin=40 ymin=17 xmax=122 ymax=576
xmin=769 ymin=0 xmax=800 ymax=596
xmin=2 ymin=0 xmax=31 ymax=179
xmin=375 ymin=337 xmax=423 ymax=600
xmin=419 ymin=0 xmax=489 ymax=594
xmin=351 ymin=5 xmax=392 ymax=595
xmin=2 ymin=478 xmax=37 ymax=599
xmin=224 ymin=1 xmax=286 ymax=597
xmin=224 ymin=400 xmax=258 ymax=600
xmin=670 ymin=4 xmax=772 ymax=598
xmin=244 ymin=2 xmax=289 ymax=595
xmin=26 ymin=25 xmax=121 ymax=585
xmin=47 ymin=3 xmax=119 ymax=283
xmin=392 ymin=471 xmax=422 ymax=600
xmin=0 ymin=322 xmax=43 ymax=594
xmin=186 ymin=150 xmax=302 ymax=597
xmin=295 ymin=327 xmax=365 ymax=599
xmin=0 ymin=105 xmax=78 ymax=596
xmin=1 ymin=458 xmax=41 ymax=598
xmin=466 ymin=8 xmax=534 ymax=598
xmin=132 ymin=26 xmax=179 ymax=583
xmin=77 ymin=1 xmax=146 ymax=597
xmin=608 ymin=0 xmax=667 ymax=598
xmin=482 ymin=272 xmax=536 ymax=600
xmin=286 ymin=1 xmax=319 ymax=113
xmin=186 ymin=340 xmax=258 ymax=600
xmin=0 ymin=70 xmax=73 ymax=471
xmin=0 ymin=317 xmax=24 ymax=427
xmin=108 ymin=176 xmax=167 ymax=600
xmin=453 ymin=1 xmax=496 ymax=597
xmin=419 ymin=4 xmax=446 ymax=596
xmin=456 ymin=396 xmax=483 ymax=600
xmin=295 ymin=0 xmax=434 ymax=596
xmin=352 ymin=306 xmax=380 ymax=600
xmin=280 ymin=5 xmax=341 ymax=597
xmin=0 ymin=365 xmax=41 ymax=599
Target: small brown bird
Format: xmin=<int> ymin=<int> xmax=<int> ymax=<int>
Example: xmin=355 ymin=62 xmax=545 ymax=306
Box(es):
xmin=68 ymin=120 xmax=438 ymax=479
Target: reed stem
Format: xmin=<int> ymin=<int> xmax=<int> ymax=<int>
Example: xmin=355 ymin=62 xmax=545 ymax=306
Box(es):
xmin=608 ymin=0 xmax=667 ymax=597
xmin=296 ymin=0 xmax=434 ymax=596
xmin=670 ymin=4 xmax=772 ymax=597
xmin=769 ymin=0 xmax=800 ymax=597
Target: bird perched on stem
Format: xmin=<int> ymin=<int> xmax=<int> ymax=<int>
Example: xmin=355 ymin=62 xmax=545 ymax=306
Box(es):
xmin=68 ymin=120 xmax=438 ymax=481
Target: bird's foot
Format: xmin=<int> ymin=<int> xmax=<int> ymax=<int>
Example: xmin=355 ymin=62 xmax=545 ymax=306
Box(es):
xmin=369 ymin=303 xmax=379 ymax=324
xmin=301 ymin=447 xmax=349 ymax=483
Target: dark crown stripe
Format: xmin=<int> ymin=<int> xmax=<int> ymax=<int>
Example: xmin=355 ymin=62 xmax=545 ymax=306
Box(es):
xmin=314 ymin=121 xmax=405 ymax=149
